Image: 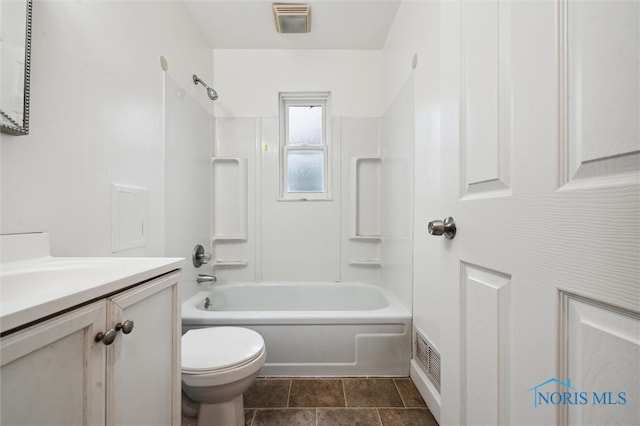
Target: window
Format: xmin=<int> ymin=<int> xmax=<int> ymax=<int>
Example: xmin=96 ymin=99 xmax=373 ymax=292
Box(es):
xmin=279 ymin=92 xmax=331 ymax=200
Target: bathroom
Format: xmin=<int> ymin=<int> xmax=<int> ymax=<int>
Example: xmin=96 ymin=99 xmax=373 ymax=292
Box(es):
xmin=1 ymin=1 xmax=638 ymax=426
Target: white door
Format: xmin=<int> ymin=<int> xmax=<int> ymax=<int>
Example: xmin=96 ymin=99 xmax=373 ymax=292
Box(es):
xmin=437 ymin=1 xmax=639 ymax=425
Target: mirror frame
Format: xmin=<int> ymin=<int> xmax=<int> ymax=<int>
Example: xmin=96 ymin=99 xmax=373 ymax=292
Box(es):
xmin=1 ymin=0 xmax=33 ymax=136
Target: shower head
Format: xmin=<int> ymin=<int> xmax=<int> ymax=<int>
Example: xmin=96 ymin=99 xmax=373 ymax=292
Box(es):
xmin=193 ymin=74 xmax=218 ymax=101
xmin=205 ymin=87 xmax=218 ymax=101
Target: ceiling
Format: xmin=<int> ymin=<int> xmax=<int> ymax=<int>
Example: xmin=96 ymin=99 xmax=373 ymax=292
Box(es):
xmin=182 ymin=0 xmax=402 ymax=50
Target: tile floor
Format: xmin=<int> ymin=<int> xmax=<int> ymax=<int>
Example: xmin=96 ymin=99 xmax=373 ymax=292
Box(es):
xmin=242 ymin=377 xmax=437 ymax=426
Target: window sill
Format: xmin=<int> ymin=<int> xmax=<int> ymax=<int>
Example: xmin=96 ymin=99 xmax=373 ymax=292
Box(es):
xmin=277 ymin=196 xmax=334 ymax=202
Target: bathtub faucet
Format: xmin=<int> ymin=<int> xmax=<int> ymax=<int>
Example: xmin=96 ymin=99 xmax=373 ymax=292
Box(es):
xmin=197 ymin=274 xmax=217 ymax=284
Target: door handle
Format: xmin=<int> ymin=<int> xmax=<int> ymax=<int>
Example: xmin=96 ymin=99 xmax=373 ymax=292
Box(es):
xmin=428 ymin=217 xmax=456 ymax=239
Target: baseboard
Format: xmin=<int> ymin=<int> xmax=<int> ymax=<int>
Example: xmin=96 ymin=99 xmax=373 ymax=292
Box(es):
xmin=410 ymin=358 xmax=441 ymax=424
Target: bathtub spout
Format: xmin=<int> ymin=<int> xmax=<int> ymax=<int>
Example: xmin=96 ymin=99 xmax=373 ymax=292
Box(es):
xmin=197 ymin=274 xmax=217 ymax=284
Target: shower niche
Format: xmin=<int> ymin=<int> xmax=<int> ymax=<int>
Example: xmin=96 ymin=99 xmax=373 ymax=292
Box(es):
xmin=351 ymin=157 xmax=382 ymax=239
xmin=211 ymin=157 xmax=248 ymax=266
xmin=347 ymin=156 xmax=382 ymax=267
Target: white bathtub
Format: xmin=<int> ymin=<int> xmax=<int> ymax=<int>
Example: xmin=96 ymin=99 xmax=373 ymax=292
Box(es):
xmin=181 ymin=282 xmax=412 ymax=377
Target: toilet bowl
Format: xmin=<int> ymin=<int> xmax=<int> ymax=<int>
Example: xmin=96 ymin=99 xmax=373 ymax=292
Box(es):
xmin=182 ymin=326 xmax=266 ymax=426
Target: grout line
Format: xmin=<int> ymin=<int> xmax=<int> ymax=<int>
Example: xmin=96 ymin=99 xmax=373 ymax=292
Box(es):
xmin=286 ymin=378 xmax=292 ymax=408
xmin=392 ymin=378 xmax=407 ymax=408
xmin=376 ymin=407 xmax=384 ymax=426
xmin=342 ymin=379 xmax=348 ymax=407
xmin=248 ymin=408 xmax=256 ymax=426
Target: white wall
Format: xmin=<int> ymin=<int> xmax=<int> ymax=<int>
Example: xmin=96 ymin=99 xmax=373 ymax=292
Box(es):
xmin=382 ymin=0 xmax=442 ymax=419
xmin=211 ymin=115 xmax=384 ymax=283
xmin=210 ymin=117 xmax=259 ymax=282
xmin=0 ymin=1 xmax=213 ymax=258
xmin=211 ymin=46 xmax=418 ymax=309
xmin=381 ymin=77 xmax=415 ymax=311
xmin=340 ymin=117 xmax=383 ymax=283
xmin=260 ymin=116 xmax=343 ymax=281
xmin=164 ymin=76 xmax=213 ymax=300
xmin=383 ymin=0 xmax=443 ymax=332
xmin=409 ymin=2 xmax=442 ymax=357
xmin=213 ymin=49 xmax=384 ymax=118
xmin=211 ymin=49 xmax=385 ymax=283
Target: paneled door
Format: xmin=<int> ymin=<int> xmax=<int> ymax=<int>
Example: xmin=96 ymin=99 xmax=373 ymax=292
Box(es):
xmin=437 ymin=1 xmax=639 ymax=425
xmin=107 ymin=272 xmax=181 ymax=426
xmin=1 ymin=302 xmax=107 ymax=425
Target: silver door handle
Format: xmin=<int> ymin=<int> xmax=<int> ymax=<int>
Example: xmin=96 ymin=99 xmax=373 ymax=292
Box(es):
xmin=428 ymin=217 xmax=456 ymax=239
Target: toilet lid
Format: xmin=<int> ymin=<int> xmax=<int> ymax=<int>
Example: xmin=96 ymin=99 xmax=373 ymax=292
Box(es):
xmin=182 ymin=327 xmax=265 ymax=373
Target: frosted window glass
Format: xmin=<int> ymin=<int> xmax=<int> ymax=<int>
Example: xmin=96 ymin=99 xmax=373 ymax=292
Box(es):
xmin=288 ymin=106 xmax=322 ymax=145
xmin=287 ymin=150 xmax=324 ymax=192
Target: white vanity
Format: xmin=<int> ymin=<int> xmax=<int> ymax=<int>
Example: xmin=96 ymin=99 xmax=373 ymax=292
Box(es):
xmin=0 ymin=233 xmax=184 ymax=425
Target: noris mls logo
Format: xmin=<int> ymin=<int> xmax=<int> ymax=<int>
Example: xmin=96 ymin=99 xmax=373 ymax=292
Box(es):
xmin=528 ymin=378 xmax=627 ymax=408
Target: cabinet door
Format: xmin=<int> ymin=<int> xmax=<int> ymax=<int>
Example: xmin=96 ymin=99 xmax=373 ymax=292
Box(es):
xmin=106 ymin=272 xmax=181 ymax=426
xmin=1 ymin=301 xmax=107 ymax=426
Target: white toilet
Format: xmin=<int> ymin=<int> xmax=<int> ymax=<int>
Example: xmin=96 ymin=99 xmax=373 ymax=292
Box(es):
xmin=181 ymin=326 xmax=266 ymax=426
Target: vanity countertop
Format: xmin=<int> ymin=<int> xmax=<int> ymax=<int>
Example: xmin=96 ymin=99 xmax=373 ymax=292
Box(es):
xmin=0 ymin=255 xmax=184 ymax=335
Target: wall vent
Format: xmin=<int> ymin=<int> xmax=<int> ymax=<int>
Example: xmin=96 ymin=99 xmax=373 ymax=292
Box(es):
xmin=415 ymin=329 xmax=441 ymax=392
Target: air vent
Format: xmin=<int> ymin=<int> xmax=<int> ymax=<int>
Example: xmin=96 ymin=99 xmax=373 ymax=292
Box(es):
xmin=273 ymin=3 xmax=311 ymax=33
xmin=415 ymin=329 xmax=441 ymax=392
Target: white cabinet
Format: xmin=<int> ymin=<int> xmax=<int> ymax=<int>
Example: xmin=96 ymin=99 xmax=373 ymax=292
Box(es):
xmin=1 ymin=271 xmax=181 ymax=426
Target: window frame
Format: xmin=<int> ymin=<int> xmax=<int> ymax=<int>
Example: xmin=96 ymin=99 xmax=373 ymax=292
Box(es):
xmin=279 ymin=92 xmax=331 ymax=201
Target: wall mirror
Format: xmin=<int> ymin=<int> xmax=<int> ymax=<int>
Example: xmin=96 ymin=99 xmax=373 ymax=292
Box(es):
xmin=1 ymin=0 xmax=33 ymax=136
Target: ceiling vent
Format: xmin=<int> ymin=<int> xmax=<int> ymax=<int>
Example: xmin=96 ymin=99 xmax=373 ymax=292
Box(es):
xmin=273 ymin=3 xmax=311 ymax=33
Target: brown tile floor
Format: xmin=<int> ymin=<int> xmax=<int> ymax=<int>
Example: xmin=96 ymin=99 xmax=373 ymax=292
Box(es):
xmin=242 ymin=377 xmax=438 ymax=426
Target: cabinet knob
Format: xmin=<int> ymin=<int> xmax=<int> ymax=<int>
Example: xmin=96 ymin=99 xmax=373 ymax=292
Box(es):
xmin=95 ymin=328 xmax=117 ymax=345
xmin=116 ymin=320 xmax=134 ymax=335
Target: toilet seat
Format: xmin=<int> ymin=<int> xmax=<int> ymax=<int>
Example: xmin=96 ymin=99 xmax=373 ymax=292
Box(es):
xmin=182 ymin=327 xmax=265 ymax=374
xmin=184 ymin=348 xmax=264 ymax=375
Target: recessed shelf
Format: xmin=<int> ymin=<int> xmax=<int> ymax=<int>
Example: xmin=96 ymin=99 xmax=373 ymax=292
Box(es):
xmin=351 ymin=157 xmax=382 ymax=239
xmin=211 ymin=156 xmax=249 ymax=270
xmin=212 ymin=157 xmax=248 ymax=241
xmin=348 ymin=259 xmax=383 ymax=266
xmin=349 ymin=235 xmax=382 ymax=241
xmin=212 ymin=236 xmax=246 ymax=242
xmin=212 ymin=260 xmax=249 ymax=267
